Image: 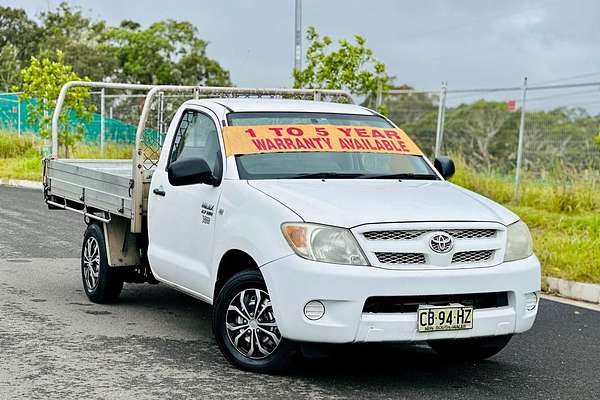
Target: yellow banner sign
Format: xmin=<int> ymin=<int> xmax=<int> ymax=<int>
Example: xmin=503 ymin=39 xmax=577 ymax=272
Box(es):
xmin=222 ymin=125 xmax=423 ymax=157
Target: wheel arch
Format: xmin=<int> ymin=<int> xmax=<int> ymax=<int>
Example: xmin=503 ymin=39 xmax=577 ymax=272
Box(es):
xmin=214 ymin=249 xmax=260 ymax=299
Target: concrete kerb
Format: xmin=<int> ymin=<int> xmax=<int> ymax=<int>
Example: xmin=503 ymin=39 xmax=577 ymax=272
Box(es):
xmin=0 ymin=179 xmax=42 ymax=190
xmin=544 ymin=276 xmax=600 ymax=305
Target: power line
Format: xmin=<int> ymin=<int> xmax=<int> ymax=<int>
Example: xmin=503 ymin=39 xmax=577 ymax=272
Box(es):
xmin=531 ymin=71 xmax=600 ymax=86
xmin=527 ymin=88 xmax=600 ymax=103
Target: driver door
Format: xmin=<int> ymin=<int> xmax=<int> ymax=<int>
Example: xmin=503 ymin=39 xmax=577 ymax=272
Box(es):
xmin=147 ymin=108 xmax=224 ymax=300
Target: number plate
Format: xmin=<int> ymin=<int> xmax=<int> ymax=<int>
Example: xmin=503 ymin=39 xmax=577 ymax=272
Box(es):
xmin=417 ymin=306 xmax=473 ymax=332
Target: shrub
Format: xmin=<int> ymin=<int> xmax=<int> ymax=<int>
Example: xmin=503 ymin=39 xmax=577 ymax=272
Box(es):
xmin=0 ymin=131 xmax=41 ymax=158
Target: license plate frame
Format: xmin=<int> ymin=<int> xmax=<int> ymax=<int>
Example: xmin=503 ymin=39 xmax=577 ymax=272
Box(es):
xmin=417 ymin=305 xmax=474 ymax=332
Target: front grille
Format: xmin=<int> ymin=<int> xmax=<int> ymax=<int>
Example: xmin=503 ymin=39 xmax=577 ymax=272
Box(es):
xmin=364 ymin=230 xmax=426 ymax=240
xmin=364 ymin=229 xmax=496 ymax=241
xmin=451 ymin=250 xmax=494 ymax=264
xmin=363 ymin=292 xmax=509 ymax=313
xmin=445 ymin=229 xmax=496 ymax=239
xmin=375 ymin=252 xmax=426 ymax=265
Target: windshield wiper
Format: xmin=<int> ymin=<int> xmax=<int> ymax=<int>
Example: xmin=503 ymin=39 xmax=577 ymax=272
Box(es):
xmin=286 ymin=172 xmax=366 ymax=179
xmin=359 ymin=173 xmax=440 ymax=180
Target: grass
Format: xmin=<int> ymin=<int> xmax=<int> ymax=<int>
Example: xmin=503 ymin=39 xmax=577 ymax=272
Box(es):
xmin=1 ymin=131 xmax=598 ymax=283
xmin=451 ymin=157 xmax=600 ymax=284
xmin=0 ymin=131 xmax=133 ymax=180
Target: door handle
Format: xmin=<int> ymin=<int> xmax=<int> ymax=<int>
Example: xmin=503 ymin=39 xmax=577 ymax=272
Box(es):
xmin=153 ymin=186 xmax=166 ymax=197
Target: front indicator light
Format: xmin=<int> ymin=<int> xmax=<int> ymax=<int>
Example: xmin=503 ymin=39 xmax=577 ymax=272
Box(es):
xmin=304 ymin=300 xmax=325 ymax=320
xmin=524 ymin=292 xmax=538 ymax=311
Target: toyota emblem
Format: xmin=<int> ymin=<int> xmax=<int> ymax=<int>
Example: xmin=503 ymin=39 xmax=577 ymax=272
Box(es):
xmin=429 ymin=232 xmax=454 ymax=253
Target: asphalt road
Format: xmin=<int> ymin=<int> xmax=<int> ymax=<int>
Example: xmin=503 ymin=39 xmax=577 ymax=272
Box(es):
xmin=0 ymin=186 xmax=84 ymax=258
xmin=1 ymin=185 xmax=599 ymax=399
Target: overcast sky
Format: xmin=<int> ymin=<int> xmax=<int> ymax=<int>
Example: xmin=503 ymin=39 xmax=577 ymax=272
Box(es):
xmin=4 ymin=0 xmax=600 ymax=110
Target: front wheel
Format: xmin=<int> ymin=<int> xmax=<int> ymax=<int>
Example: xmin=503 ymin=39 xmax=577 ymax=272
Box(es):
xmin=212 ymin=269 xmax=297 ymax=373
xmin=428 ymin=334 xmax=512 ymax=361
xmin=81 ymin=223 xmax=123 ymax=304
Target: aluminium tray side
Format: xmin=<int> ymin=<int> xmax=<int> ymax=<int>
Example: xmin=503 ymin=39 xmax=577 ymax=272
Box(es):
xmin=45 ymin=159 xmax=134 ymax=219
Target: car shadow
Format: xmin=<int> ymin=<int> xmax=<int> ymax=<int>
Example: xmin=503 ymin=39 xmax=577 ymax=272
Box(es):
xmin=60 ymin=281 xmax=590 ymax=398
xmin=290 ymin=342 xmax=524 ymax=390
xmin=116 ymin=283 xmax=529 ymax=395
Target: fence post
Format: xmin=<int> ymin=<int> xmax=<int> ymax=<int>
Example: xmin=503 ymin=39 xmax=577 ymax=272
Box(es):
xmin=434 ymin=82 xmax=447 ymax=158
xmin=513 ymin=77 xmax=528 ymax=203
xmin=100 ymin=88 xmax=105 ymax=157
xmin=17 ymin=97 xmax=21 ymax=136
xmin=159 ymin=91 xmax=165 ymax=134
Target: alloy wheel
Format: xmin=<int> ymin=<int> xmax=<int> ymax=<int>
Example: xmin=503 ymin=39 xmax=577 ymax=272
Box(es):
xmin=225 ymin=288 xmax=282 ymax=359
xmin=83 ymin=236 xmax=101 ymax=291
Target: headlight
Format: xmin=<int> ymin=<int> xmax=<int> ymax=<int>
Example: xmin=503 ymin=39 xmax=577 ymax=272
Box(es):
xmin=504 ymin=220 xmax=533 ymax=262
xmin=281 ymin=223 xmax=369 ymax=266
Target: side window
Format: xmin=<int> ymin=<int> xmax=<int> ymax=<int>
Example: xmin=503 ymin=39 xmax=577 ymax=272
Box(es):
xmin=168 ymin=110 xmax=222 ymax=176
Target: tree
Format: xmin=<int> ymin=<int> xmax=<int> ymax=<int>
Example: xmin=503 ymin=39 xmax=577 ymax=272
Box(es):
xmin=293 ymin=27 xmax=391 ymax=109
xmin=364 ymin=84 xmax=438 ymax=129
xmin=0 ymin=6 xmax=40 ymax=63
xmin=444 ymin=100 xmax=517 ymax=171
xmin=102 ymin=19 xmax=231 ymax=85
xmin=18 ymin=51 xmax=94 ymax=157
xmin=360 ymin=85 xmax=440 ymax=154
xmin=519 ymin=108 xmax=596 ymax=171
xmin=0 ymin=3 xmax=232 ymax=87
xmin=0 ymin=6 xmax=41 ymax=88
xmin=37 ymin=2 xmax=118 ymax=82
xmin=0 ymin=44 xmax=19 ymax=91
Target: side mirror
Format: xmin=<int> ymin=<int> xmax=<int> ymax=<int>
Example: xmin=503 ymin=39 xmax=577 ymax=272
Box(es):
xmin=167 ymin=157 xmax=217 ymax=186
xmin=434 ymin=156 xmax=455 ymax=180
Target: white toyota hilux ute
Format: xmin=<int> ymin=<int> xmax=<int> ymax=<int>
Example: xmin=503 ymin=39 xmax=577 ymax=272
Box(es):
xmin=43 ymin=82 xmax=540 ymax=373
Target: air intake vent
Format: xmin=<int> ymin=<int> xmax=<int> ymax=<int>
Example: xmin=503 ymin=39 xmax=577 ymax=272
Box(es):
xmin=363 ymin=292 xmax=509 ymax=313
xmin=451 ymin=250 xmax=494 ymax=264
xmin=364 ymin=231 xmax=426 ymax=240
xmin=375 ymin=252 xmax=426 ymax=265
xmin=445 ymin=229 xmax=496 ymax=239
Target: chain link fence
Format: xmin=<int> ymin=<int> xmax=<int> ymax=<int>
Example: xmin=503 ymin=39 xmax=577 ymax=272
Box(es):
xmin=1 ymin=87 xmax=353 ymax=154
xmin=0 ymin=93 xmax=24 ymax=134
xmin=2 ymin=81 xmax=599 ymax=193
xmin=380 ymin=80 xmax=600 ymax=197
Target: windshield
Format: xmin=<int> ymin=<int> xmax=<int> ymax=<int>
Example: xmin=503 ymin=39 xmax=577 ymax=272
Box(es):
xmin=227 ymin=112 xmax=438 ymax=180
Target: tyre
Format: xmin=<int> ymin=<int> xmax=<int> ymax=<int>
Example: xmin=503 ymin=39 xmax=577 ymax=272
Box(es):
xmin=428 ymin=334 xmax=512 ymax=361
xmin=212 ymin=269 xmax=297 ymax=373
xmin=81 ymin=223 xmax=124 ymax=304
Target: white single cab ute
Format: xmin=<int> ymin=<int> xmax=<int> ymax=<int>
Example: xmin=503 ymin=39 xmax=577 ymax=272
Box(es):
xmin=43 ymin=82 xmax=540 ymax=373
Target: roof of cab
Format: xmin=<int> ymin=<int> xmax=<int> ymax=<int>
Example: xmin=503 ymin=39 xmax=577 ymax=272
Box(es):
xmin=186 ymin=98 xmax=375 ymax=115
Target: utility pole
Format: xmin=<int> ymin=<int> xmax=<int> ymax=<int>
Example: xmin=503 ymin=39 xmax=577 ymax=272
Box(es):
xmin=100 ymin=88 xmax=105 ymax=157
xmin=294 ymin=0 xmax=302 ymax=72
xmin=17 ymin=97 xmax=21 ymax=136
xmin=434 ymin=82 xmax=448 ymax=158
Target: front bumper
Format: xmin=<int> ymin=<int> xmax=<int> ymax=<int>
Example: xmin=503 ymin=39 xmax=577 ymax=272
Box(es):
xmin=260 ymin=255 xmax=541 ymax=343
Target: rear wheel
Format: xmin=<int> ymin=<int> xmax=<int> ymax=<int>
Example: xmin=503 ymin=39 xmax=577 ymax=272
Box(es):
xmin=212 ymin=269 xmax=297 ymax=373
xmin=81 ymin=223 xmax=123 ymax=303
xmin=428 ymin=334 xmax=512 ymax=361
